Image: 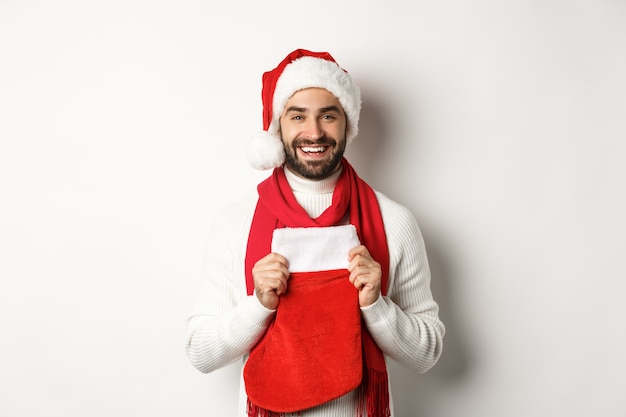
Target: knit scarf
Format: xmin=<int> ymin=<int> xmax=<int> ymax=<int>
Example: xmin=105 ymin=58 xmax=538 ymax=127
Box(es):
xmin=244 ymin=158 xmax=390 ymax=417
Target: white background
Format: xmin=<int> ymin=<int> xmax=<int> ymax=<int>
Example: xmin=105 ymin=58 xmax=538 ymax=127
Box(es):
xmin=1 ymin=1 xmax=625 ymax=416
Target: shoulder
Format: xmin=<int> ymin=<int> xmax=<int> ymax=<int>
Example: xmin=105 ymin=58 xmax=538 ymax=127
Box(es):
xmin=206 ymin=193 xmax=258 ymax=244
xmin=374 ymin=191 xmax=420 ymax=230
xmin=374 ymin=191 xmax=427 ymax=258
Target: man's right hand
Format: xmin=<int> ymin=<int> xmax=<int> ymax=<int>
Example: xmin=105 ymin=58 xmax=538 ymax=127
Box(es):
xmin=252 ymin=252 xmax=290 ymax=310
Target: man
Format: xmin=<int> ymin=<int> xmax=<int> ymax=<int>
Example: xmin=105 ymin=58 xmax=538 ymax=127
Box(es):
xmin=186 ymin=49 xmax=445 ymax=417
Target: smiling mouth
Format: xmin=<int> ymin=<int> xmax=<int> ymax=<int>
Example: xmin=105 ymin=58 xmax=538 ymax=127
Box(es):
xmin=300 ymin=146 xmax=328 ymax=154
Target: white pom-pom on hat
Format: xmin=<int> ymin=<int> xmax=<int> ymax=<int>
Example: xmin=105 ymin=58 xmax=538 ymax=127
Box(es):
xmin=248 ymin=49 xmax=361 ymax=170
xmin=247 ymin=130 xmax=285 ymax=170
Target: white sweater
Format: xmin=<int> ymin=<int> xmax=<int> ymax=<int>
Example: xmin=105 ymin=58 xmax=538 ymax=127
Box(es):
xmin=185 ymin=168 xmax=445 ymax=416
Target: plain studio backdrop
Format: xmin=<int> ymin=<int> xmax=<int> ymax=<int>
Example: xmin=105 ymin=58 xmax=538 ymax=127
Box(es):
xmin=1 ymin=1 xmax=625 ymax=416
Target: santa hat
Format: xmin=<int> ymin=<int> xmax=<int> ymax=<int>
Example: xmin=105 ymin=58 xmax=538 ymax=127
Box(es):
xmin=247 ymin=49 xmax=362 ymax=170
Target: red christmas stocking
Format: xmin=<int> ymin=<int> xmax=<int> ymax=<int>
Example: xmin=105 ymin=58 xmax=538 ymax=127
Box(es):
xmin=244 ymin=225 xmax=362 ymax=414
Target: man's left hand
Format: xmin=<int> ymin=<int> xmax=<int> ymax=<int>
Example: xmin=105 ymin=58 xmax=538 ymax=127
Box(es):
xmin=348 ymin=245 xmax=382 ymax=307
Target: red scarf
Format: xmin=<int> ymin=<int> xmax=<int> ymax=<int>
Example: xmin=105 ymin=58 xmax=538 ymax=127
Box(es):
xmin=244 ymin=158 xmax=391 ymax=417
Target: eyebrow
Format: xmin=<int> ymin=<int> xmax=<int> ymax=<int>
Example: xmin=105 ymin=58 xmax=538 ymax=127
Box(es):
xmin=284 ymin=105 xmax=342 ymax=114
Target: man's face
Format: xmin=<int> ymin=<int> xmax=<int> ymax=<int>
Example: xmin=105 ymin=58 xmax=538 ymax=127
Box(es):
xmin=279 ymin=88 xmax=348 ymax=180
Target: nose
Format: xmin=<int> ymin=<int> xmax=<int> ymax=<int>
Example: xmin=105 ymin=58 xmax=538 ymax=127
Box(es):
xmin=302 ymin=118 xmax=323 ymax=140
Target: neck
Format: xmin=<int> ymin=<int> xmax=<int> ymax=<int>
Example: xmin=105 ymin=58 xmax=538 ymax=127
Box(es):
xmin=284 ymin=166 xmax=341 ymax=194
xmin=284 ymin=166 xmax=342 ymax=218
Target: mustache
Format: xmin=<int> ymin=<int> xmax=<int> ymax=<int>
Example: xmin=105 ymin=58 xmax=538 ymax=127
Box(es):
xmin=292 ymin=137 xmax=336 ymax=147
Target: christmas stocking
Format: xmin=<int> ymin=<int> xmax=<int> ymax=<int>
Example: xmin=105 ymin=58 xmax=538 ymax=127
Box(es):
xmin=244 ymin=225 xmax=362 ymax=414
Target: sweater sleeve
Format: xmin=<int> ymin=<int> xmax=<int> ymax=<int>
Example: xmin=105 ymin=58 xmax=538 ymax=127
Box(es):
xmin=361 ymin=192 xmax=445 ymax=373
xmin=185 ymin=197 xmax=275 ymax=374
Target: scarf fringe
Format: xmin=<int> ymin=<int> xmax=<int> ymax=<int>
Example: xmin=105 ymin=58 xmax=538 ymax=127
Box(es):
xmin=356 ymin=368 xmax=391 ymax=417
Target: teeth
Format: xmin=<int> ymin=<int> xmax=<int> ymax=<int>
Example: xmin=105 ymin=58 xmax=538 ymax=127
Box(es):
xmin=301 ymin=146 xmax=326 ymax=153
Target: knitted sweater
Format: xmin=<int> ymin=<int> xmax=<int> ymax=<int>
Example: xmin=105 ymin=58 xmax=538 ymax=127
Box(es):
xmin=185 ymin=168 xmax=445 ymax=416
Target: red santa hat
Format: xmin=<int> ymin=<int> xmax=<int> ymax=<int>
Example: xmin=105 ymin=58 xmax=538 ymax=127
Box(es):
xmin=247 ymin=49 xmax=362 ymax=170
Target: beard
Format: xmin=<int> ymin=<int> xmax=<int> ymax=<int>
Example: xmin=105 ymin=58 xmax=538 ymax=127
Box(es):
xmin=282 ymin=135 xmax=346 ymax=180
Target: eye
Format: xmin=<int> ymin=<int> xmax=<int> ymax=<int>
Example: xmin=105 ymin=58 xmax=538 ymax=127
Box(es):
xmin=291 ymin=115 xmax=304 ymax=121
xmin=321 ymin=114 xmax=336 ymax=120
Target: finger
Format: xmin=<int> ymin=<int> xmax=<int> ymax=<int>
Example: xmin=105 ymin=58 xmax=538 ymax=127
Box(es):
xmin=256 ymin=268 xmax=289 ymax=287
xmin=263 ymin=252 xmax=289 ymax=268
xmin=255 ymin=275 xmax=288 ymax=302
xmin=348 ymin=256 xmax=374 ymax=273
xmin=253 ymin=253 xmax=290 ymax=272
xmin=349 ymin=268 xmax=368 ymax=286
xmin=348 ymin=272 xmax=360 ymax=288
xmin=351 ymin=274 xmax=369 ymax=291
xmin=348 ymin=254 xmax=364 ymax=271
xmin=253 ymin=264 xmax=290 ymax=280
xmin=348 ymin=245 xmax=370 ymax=261
xmin=266 ymin=278 xmax=287 ymax=296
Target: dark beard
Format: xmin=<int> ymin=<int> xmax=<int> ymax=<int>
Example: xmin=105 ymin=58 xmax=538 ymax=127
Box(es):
xmin=283 ymin=137 xmax=346 ymax=180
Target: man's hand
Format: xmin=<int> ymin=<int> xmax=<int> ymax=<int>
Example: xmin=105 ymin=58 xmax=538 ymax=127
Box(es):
xmin=348 ymin=245 xmax=382 ymax=307
xmin=252 ymin=252 xmax=290 ymax=310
